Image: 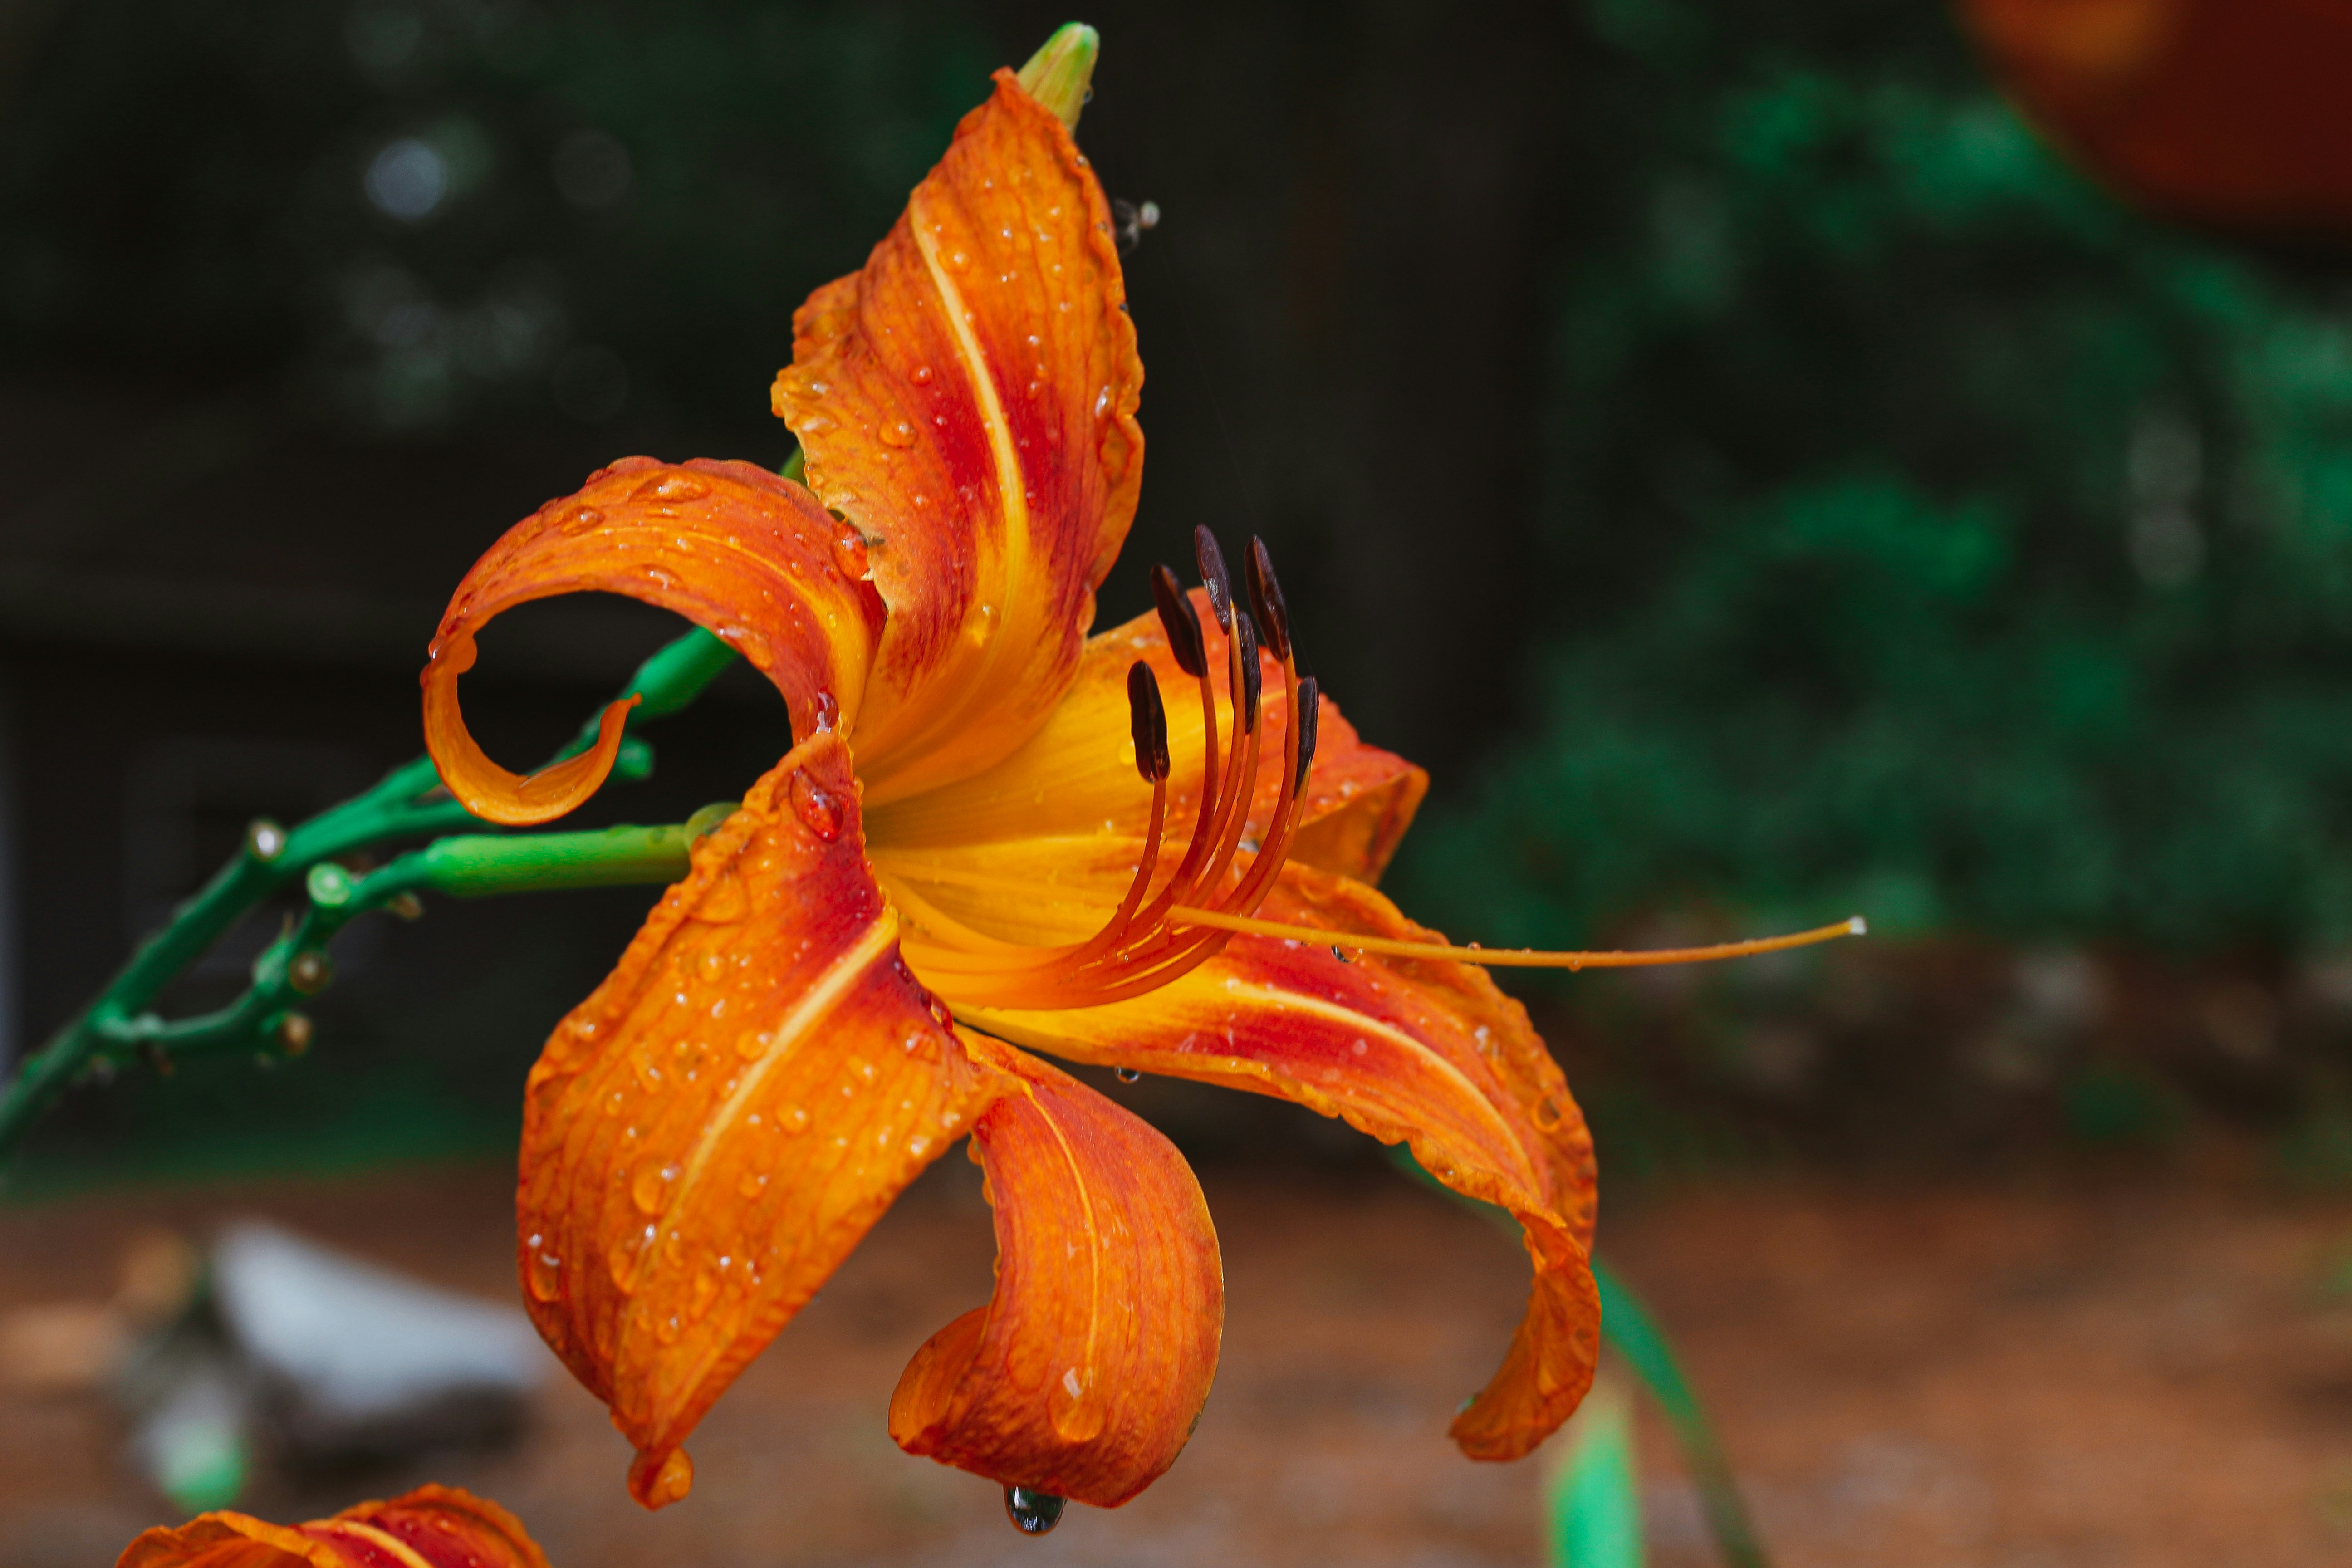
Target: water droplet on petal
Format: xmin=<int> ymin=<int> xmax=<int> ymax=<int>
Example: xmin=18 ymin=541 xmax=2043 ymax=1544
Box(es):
xmin=695 ymin=878 xmax=749 ymax=923
xmin=878 ymin=417 xmax=917 ymax=449
xmin=631 ymin=473 xmax=710 ymax=504
xmin=911 ymin=364 xmax=934 ymax=384
xmin=526 ymin=1250 xmax=562 ymax=1302
xmin=1004 ymin=1486 xmax=1066 ymax=1536
xmin=781 ymin=1105 xmax=811 ymax=1134
xmin=642 ymin=1450 xmax=694 ymax=1507
xmin=1048 ymin=1366 xmax=1105 ymax=1441
xmin=1531 ymin=1093 xmax=1565 ymax=1133
xmin=559 ymin=505 xmax=606 ymax=536
xmin=831 ymin=522 xmax=872 ymax=578
xmin=631 ymin=1157 xmax=678 ymax=1215
xmin=789 ymin=768 xmax=844 ymax=842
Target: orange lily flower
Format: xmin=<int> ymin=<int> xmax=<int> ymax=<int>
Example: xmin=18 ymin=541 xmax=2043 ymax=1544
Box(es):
xmin=1961 ymin=0 xmax=2352 ymax=236
xmin=117 ymin=1485 xmax=547 ymax=1568
xmin=419 ymin=29 xmax=1607 ymax=1523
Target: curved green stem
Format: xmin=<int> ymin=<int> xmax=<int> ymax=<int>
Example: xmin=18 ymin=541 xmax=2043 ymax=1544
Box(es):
xmin=0 ymin=627 xmax=741 ymax=1167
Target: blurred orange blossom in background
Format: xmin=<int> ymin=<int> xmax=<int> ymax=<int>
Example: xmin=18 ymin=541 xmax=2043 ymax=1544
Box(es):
xmin=1961 ymin=0 xmax=2352 ymax=235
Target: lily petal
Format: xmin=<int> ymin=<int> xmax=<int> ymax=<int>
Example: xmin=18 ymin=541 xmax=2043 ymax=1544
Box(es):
xmin=118 ymin=1484 xmax=549 ymax=1568
xmin=516 ymin=731 xmax=990 ymax=1509
xmin=956 ymin=862 xmax=1599 ymax=1461
xmin=774 ymin=70 xmax=1145 ymax=806
xmin=424 ymin=457 xmax=883 ymax=824
xmin=890 ymin=1033 xmax=1222 ymax=1506
xmin=867 ymin=598 xmax=1427 ymax=885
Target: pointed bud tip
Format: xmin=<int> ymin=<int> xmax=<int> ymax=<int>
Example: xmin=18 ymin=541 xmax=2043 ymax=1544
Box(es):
xmin=1017 ymin=23 xmax=1100 ymax=132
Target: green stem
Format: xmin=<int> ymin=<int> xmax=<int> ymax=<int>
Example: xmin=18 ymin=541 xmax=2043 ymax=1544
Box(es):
xmin=1386 ymin=1145 xmax=1770 ymax=1568
xmin=0 ymin=627 xmax=740 ymax=1167
xmin=1591 ymin=1259 xmax=1769 ymax=1568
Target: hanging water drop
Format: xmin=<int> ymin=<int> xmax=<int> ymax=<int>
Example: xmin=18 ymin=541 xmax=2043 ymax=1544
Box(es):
xmin=1003 ymin=1485 xmax=1065 ymax=1536
xmin=1115 ymin=1067 xmax=1141 ymax=1084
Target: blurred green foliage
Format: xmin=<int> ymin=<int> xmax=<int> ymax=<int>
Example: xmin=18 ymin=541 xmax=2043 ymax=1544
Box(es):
xmin=0 ymin=0 xmax=988 ymax=451
xmin=1401 ymin=1 xmax=2352 ymax=956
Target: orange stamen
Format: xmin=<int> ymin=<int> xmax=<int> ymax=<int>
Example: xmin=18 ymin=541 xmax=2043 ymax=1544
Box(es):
xmin=903 ymin=535 xmax=1856 ymax=1015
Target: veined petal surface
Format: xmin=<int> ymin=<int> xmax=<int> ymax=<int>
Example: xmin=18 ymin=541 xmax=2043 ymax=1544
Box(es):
xmin=957 ymin=862 xmax=1600 ymax=1460
xmin=118 ymin=1485 xmax=550 ymax=1568
xmin=424 ymin=457 xmax=883 ymax=824
xmin=890 ymin=1034 xmax=1221 ymax=1506
xmin=867 ymin=598 xmax=1426 ymax=888
xmin=774 ymin=71 xmax=1144 ymax=806
xmin=516 ymin=732 xmax=990 ymax=1509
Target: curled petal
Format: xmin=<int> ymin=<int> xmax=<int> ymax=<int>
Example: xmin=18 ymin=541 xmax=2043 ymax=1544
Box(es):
xmin=424 ymin=457 xmax=884 ymax=824
xmin=117 ymin=1485 xmax=549 ymax=1568
xmin=516 ymin=731 xmax=990 ymax=1508
xmin=774 ymin=70 xmax=1145 ymax=806
xmin=890 ymin=1034 xmax=1222 ymax=1506
xmin=957 ymin=862 xmax=1598 ymax=1460
xmin=867 ymin=597 xmax=1426 ymax=886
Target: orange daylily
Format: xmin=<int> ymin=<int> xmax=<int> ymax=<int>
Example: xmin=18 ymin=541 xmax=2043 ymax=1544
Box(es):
xmin=1961 ymin=0 xmax=2352 ymax=236
xmin=421 ymin=32 xmax=1603 ymax=1519
xmin=116 ymin=1485 xmax=547 ymax=1568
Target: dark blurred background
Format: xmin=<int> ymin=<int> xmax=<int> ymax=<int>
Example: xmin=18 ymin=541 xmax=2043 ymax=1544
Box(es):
xmin=8 ymin=0 xmax=2352 ymax=1185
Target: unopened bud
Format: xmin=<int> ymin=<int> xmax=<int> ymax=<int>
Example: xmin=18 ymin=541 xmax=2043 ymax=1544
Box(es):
xmin=1015 ymin=23 xmax=1099 ymax=132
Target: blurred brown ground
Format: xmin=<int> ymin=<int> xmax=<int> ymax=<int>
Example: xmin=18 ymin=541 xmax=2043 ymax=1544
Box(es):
xmin=2 ymin=1159 xmax=2349 ymax=1567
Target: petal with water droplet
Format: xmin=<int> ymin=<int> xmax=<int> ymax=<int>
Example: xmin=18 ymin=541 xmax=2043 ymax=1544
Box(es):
xmin=514 ymin=733 xmax=991 ymax=1509
xmin=888 ymin=1035 xmax=1221 ymax=1507
xmin=955 ymin=862 xmax=1599 ymax=1464
xmin=772 ymin=72 xmax=1142 ymax=808
xmin=423 ymin=458 xmax=884 ymax=825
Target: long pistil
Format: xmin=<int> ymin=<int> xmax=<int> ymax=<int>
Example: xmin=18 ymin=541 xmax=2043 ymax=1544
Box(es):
xmin=1159 ymin=910 xmax=1868 ymax=970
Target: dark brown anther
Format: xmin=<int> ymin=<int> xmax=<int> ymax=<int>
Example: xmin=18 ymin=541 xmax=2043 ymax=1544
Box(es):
xmin=1234 ymin=610 xmax=1261 ymax=733
xmin=1293 ymin=676 xmax=1321 ymax=791
xmin=1152 ymin=564 xmax=1207 ymax=677
xmin=1195 ymin=526 xmax=1233 ymax=632
xmin=1127 ymin=661 xmax=1171 ymax=783
xmin=1245 ymin=536 xmax=1292 ymax=663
